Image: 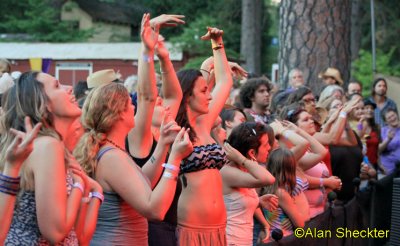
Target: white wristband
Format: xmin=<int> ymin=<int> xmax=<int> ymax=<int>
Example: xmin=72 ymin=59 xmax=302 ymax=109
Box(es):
xmin=339 ymin=111 xmax=347 ymax=119
xmin=282 ymin=130 xmax=294 ymax=139
xmin=162 ymin=163 xmax=179 ymax=172
xmin=163 ymin=171 xmax=178 ymax=181
xmin=72 ymin=182 xmax=84 ymax=194
xmin=89 ymin=191 xmax=104 ymax=204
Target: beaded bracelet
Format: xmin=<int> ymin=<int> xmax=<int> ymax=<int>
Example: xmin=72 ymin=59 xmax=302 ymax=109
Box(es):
xmin=90 ymin=191 xmax=104 ymax=204
xmin=0 ymin=173 xmax=20 ymax=196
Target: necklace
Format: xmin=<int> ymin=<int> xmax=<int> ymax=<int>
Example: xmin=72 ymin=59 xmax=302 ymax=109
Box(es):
xmin=105 ymin=138 xmax=127 ymax=153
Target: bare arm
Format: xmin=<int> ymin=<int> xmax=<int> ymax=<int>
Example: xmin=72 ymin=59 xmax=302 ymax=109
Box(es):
xmin=128 ymin=13 xmax=158 ymax=159
xmin=99 ymin=128 xmax=192 ymax=221
xmin=198 ymin=27 xmax=233 ymax=131
xmin=156 ymin=37 xmax=183 ymax=119
xmin=278 ymin=189 xmax=309 ymax=228
xmin=0 ymin=118 xmax=41 ymax=242
xmin=33 ymin=137 xmax=83 ymax=244
xmin=221 ymin=143 xmax=275 ymax=188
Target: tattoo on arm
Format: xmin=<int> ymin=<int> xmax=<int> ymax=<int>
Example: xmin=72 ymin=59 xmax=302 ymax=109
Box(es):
xmin=150 ymin=156 xmax=156 ymax=164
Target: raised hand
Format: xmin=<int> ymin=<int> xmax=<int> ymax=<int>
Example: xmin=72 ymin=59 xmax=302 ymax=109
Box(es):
xmin=223 ymin=142 xmax=246 ymax=165
xmin=155 ymin=35 xmax=169 ymax=60
xmin=325 ymin=106 xmax=342 ymax=125
xmin=140 ymin=13 xmax=159 ymax=51
xmin=150 ymin=14 xmax=185 ymax=29
xmin=158 ymin=107 xmax=181 ymax=146
xmin=170 ymin=128 xmax=193 ymax=160
xmin=259 ymin=194 xmax=279 ymax=211
xmin=5 ymin=117 xmax=42 ymax=171
xmin=228 ymin=61 xmax=248 ymax=79
xmin=270 ymin=120 xmax=286 ymax=137
xmin=281 ymin=120 xmax=299 ymax=132
xmin=200 ymin=27 xmax=224 ymax=41
xmin=343 ymin=97 xmax=361 ymax=114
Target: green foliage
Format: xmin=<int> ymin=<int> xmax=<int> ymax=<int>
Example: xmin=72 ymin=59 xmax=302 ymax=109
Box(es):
xmin=170 ymin=15 xmax=240 ymax=69
xmin=352 ymin=47 xmax=400 ymax=95
xmin=0 ymin=0 xmax=92 ymax=42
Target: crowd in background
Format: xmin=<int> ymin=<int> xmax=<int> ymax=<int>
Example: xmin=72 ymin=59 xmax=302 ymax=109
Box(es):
xmin=0 ymin=13 xmax=399 ymax=246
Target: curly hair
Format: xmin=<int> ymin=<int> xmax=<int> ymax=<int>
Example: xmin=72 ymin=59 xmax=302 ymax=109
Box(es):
xmin=74 ymin=83 xmax=130 ymax=177
xmin=239 ymin=78 xmax=272 ymax=108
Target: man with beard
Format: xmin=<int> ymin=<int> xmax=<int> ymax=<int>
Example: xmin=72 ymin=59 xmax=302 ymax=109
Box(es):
xmin=366 ymin=78 xmax=398 ymax=127
xmin=239 ymin=77 xmax=273 ymax=125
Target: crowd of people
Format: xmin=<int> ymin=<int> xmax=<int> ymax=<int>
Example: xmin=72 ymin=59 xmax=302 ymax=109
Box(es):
xmin=0 ymin=13 xmax=399 ymax=246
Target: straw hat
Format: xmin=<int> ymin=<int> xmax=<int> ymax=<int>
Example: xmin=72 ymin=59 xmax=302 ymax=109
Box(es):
xmin=318 ymin=67 xmax=343 ymax=86
xmin=87 ymin=69 xmax=120 ymax=89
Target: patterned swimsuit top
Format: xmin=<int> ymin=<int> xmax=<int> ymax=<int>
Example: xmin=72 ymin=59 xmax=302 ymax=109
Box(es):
xmin=180 ymin=143 xmax=228 ymax=174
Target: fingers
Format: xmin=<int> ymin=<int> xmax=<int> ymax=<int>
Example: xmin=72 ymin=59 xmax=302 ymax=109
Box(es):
xmin=24 ymin=116 xmax=33 ymax=132
xmin=174 ymin=127 xmax=186 ymax=143
xmin=7 ymin=134 xmax=23 ymax=153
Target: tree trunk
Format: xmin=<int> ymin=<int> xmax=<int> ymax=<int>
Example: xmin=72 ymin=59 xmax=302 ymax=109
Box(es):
xmin=350 ymin=0 xmax=362 ymax=71
xmin=241 ymin=0 xmax=262 ymax=75
xmin=278 ymin=0 xmax=352 ymax=93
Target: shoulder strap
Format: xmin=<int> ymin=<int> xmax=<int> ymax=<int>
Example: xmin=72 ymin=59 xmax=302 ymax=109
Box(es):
xmin=96 ymin=146 xmax=115 ymax=162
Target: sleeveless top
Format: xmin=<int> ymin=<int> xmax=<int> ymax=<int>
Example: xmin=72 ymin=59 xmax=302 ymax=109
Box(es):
xmin=224 ymin=188 xmax=259 ymax=246
xmin=5 ymin=171 xmax=78 ymax=245
xmin=304 ymin=162 xmax=330 ymax=218
xmin=90 ymin=147 xmax=148 ymax=246
xmin=180 ymin=143 xmax=228 ymax=174
xmin=264 ymin=177 xmax=309 ymax=237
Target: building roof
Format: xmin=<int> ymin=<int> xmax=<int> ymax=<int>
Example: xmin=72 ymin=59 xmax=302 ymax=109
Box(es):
xmin=0 ymin=43 xmax=183 ymax=61
xmin=74 ymin=0 xmax=147 ymax=25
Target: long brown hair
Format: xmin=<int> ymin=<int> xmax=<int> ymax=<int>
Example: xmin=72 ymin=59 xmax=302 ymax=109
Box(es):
xmin=74 ymin=83 xmax=129 ymax=177
xmin=261 ymin=148 xmax=297 ymax=197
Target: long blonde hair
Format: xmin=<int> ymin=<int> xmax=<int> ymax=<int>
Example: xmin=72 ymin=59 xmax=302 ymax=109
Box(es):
xmin=0 ymin=71 xmax=60 ymax=189
xmin=74 ymin=83 xmax=129 ymax=177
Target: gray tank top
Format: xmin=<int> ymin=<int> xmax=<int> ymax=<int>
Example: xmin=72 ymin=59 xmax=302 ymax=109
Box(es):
xmin=90 ymin=147 xmax=148 ymax=246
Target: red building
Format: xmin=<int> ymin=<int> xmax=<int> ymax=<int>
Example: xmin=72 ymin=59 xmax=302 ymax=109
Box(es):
xmin=0 ymin=42 xmax=185 ymax=86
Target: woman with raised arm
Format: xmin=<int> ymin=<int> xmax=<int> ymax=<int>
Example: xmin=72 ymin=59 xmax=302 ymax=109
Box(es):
xmin=1 ymin=71 xmax=99 ymax=245
xmin=74 ymin=80 xmax=192 ymax=246
xmin=221 ymin=122 xmax=276 ymax=245
xmin=0 ymin=117 xmax=41 ymax=242
xmin=175 ymin=27 xmax=233 ymax=245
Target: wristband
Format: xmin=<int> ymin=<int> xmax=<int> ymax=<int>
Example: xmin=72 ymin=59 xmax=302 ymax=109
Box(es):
xmin=163 ymin=171 xmax=178 ymax=181
xmin=0 ymin=174 xmax=21 ymax=196
xmin=162 ymin=163 xmax=179 ymax=172
xmin=339 ymin=111 xmax=347 ymax=119
xmin=90 ymin=191 xmax=104 ymax=204
xmin=282 ymin=130 xmax=294 ymax=139
xmin=211 ymin=39 xmax=223 ymax=50
xmin=319 ymin=178 xmax=324 ymax=188
xmin=72 ymin=182 xmax=84 ymax=194
xmin=142 ymin=53 xmax=153 ymax=63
